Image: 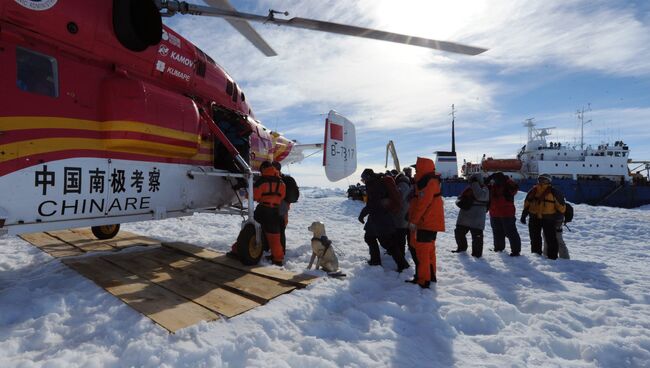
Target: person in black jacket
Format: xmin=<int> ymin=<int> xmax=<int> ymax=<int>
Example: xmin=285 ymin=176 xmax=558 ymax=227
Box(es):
xmin=358 ymin=169 xmax=408 ymax=271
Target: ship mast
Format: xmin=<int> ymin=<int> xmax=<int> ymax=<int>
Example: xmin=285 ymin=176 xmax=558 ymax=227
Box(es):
xmin=523 ymin=118 xmax=535 ymax=143
xmin=450 ymin=104 xmax=456 ymax=153
xmin=577 ymin=104 xmax=592 ymax=150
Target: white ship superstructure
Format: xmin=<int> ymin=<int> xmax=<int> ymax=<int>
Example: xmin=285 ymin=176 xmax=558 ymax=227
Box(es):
xmin=517 ymin=119 xmax=630 ymax=181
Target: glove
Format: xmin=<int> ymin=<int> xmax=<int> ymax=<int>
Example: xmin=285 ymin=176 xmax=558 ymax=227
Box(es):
xmin=520 ymin=210 xmax=528 ymax=224
xmin=408 ymin=223 xmax=417 ymax=231
xmin=358 ymin=214 xmax=365 ymax=224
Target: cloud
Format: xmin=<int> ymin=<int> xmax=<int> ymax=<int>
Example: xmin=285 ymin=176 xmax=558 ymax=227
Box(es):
xmin=163 ymin=1 xmax=650 ymax=187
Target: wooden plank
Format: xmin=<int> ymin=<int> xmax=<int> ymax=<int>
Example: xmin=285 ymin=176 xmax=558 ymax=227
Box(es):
xmin=104 ymin=249 xmax=260 ymax=318
xmin=162 ymin=242 xmax=319 ymax=288
xmin=70 ymin=228 xmax=160 ymax=249
xmin=19 ymin=233 xmax=83 ymax=258
xmin=46 ymin=229 xmax=116 ymax=252
xmin=145 ymin=248 xmax=296 ymax=303
xmin=63 ymin=257 xmax=219 ymax=332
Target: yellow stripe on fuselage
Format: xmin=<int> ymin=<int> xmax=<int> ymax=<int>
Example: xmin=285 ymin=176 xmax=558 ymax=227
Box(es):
xmin=0 ymin=116 xmax=201 ymax=144
xmin=0 ymin=138 xmax=212 ymax=163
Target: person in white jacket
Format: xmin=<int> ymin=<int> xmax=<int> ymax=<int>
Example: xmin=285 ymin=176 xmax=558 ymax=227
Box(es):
xmin=452 ymin=174 xmax=489 ymax=258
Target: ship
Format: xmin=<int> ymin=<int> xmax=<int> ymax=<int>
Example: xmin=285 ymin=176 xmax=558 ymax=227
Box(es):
xmin=448 ymin=115 xmax=650 ymax=208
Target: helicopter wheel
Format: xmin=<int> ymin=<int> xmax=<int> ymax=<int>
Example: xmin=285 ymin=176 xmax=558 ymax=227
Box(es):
xmin=91 ymin=224 xmax=121 ymax=240
xmin=236 ymin=223 xmax=262 ymax=265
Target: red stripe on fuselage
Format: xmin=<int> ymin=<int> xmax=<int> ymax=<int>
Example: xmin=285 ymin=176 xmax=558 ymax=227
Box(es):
xmin=0 ymin=150 xmax=212 ymax=177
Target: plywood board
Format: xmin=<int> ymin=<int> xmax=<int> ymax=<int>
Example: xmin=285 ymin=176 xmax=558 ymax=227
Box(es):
xmin=70 ymin=228 xmax=160 ymax=249
xmin=145 ymin=249 xmax=296 ymax=303
xmin=163 ymin=242 xmax=319 ymax=288
xmin=46 ymin=229 xmax=116 ymax=252
xmin=64 ymin=257 xmax=219 ymax=332
xmin=104 ymin=249 xmax=260 ymax=318
xmin=19 ymin=232 xmax=84 ymax=258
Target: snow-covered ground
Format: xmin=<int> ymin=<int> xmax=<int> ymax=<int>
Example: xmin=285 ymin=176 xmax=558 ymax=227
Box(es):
xmin=1 ymin=188 xmax=649 ymax=367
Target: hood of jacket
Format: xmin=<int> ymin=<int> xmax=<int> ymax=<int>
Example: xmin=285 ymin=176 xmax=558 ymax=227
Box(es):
xmin=261 ymin=166 xmax=279 ymax=177
xmin=414 ymin=157 xmax=435 ymax=180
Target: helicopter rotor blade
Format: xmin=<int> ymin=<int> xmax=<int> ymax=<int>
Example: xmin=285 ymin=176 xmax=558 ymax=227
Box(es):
xmin=156 ymin=1 xmax=487 ymax=56
xmin=277 ymin=17 xmax=486 ymax=56
xmin=202 ymin=0 xmax=277 ymax=56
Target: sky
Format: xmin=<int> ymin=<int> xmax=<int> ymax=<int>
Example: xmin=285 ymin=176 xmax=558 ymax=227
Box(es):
xmin=164 ymin=0 xmax=650 ymax=188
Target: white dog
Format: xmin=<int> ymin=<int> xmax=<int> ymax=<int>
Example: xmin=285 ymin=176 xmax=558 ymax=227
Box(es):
xmin=307 ymin=221 xmax=339 ymax=273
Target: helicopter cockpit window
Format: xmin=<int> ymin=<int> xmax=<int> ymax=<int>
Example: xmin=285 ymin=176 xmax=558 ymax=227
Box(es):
xmin=16 ymin=47 xmax=58 ymax=98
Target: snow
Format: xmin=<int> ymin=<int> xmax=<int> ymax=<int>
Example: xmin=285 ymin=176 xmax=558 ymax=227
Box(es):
xmin=1 ymin=188 xmax=650 ymax=367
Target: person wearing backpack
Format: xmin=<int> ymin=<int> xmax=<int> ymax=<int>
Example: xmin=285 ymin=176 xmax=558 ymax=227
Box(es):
xmin=393 ymin=171 xmax=413 ymax=267
xmin=543 ymin=202 xmax=572 ymax=259
xmin=358 ymin=169 xmax=409 ymax=271
xmin=520 ymin=174 xmax=566 ymax=260
xmin=452 ymin=174 xmax=489 ymax=258
xmin=272 ymin=161 xmax=299 ymax=254
xmin=486 ymin=172 xmax=522 ymax=256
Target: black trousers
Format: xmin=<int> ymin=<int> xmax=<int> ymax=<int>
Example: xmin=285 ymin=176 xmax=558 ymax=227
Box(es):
xmin=393 ymin=228 xmax=409 ymax=259
xmin=529 ymin=217 xmax=558 ymax=259
xmin=490 ymin=217 xmax=521 ymax=254
xmin=365 ymin=232 xmax=408 ymax=268
xmin=454 ymin=225 xmax=484 ymax=257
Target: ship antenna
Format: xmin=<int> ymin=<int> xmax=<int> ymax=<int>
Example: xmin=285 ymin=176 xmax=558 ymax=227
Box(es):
xmin=450 ymin=104 xmax=456 ymax=153
xmin=523 ymin=118 xmax=536 ymax=143
xmin=577 ymin=103 xmax=592 ymax=150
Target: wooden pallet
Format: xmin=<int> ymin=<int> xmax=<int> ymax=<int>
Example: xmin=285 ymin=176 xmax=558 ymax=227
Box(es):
xmin=20 ymin=229 xmax=319 ymax=332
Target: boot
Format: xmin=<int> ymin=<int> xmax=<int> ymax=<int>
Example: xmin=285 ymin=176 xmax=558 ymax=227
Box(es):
xmin=367 ymin=259 xmax=381 ymax=266
xmin=226 ymin=243 xmax=239 ymax=259
xmin=265 ymin=232 xmax=284 ymax=264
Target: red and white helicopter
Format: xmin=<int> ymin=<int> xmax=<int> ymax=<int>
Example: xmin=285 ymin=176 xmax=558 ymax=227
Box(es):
xmin=0 ymin=0 xmax=485 ymax=263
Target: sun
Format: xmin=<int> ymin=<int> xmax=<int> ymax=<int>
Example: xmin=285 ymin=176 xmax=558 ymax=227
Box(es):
xmin=370 ymin=0 xmax=487 ymax=39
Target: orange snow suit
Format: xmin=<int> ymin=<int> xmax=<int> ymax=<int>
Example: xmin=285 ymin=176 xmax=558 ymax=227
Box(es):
xmin=409 ymin=157 xmax=445 ymax=286
xmin=253 ymin=165 xmax=286 ymax=263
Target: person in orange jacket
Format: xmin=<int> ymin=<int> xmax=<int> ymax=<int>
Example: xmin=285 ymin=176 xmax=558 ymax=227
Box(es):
xmin=253 ymin=160 xmax=287 ymax=265
xmin=407 ymin=157 xmax=445 ymax=288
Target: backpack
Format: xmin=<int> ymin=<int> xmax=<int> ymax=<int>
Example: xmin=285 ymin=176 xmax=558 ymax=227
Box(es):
xmin=455 ymin=187 xmax=474 ymax=210
xmin=382 ymin=175 xmax=402 ymax=214
xmin=564 ymin=203 xmax=574 ymax=223
xmin=282 ymin=175 xmax=300 ymax=203
xmin=456 ymin=195 xmax=473 ymax=210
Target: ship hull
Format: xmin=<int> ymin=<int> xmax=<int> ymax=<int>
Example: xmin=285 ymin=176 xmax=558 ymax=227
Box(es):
xmin=441 ymin=178 xmax=650 ymax=208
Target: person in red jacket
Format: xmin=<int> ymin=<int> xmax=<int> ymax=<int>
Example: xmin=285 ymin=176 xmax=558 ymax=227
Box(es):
xmin=253 ymin=160 xmax=287 ymax=265
xmin=486 ymin=172 xmax=521 ymax=256
xmin=407 ymin=157 xmax=445 ymax=288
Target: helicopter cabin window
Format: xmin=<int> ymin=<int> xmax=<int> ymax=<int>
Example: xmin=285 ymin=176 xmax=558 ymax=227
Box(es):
xmin=226 ymin=80 xmax=234 ymax=96
xmin=232 ymin=84 xmax=238 ymax=103
xmin=16 ymin=47 xmax=58 ymax=98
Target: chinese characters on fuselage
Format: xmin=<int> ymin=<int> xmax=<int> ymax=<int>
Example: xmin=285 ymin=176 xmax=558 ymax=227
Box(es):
xmin=34 ymin=165 xmax=161 ymax=217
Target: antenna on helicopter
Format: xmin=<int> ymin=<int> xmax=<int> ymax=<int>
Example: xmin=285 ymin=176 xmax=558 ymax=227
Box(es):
xmin=154 ymin=0 xmax=488 ymax=57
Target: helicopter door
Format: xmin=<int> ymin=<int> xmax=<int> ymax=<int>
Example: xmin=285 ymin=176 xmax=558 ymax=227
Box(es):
xmin=211 ymin=106 xmax=251 ymax=171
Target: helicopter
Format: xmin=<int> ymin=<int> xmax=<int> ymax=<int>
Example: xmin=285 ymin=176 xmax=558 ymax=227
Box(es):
xmin=0 ymin=0 xmax=486 ymax=264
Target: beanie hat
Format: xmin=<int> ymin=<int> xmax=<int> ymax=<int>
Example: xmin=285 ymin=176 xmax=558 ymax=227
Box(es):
xmin=361 ymin=168 xmax=375 ymax=181
xmin=538 ymin=174 xmax=552 ymax=183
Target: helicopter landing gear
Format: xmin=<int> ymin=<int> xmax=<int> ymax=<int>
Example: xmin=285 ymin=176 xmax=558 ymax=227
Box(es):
xmin=91 ymin=224 xmax=121 ymax=240
xmin=235 ymin=222 xmax=263 ymax=265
